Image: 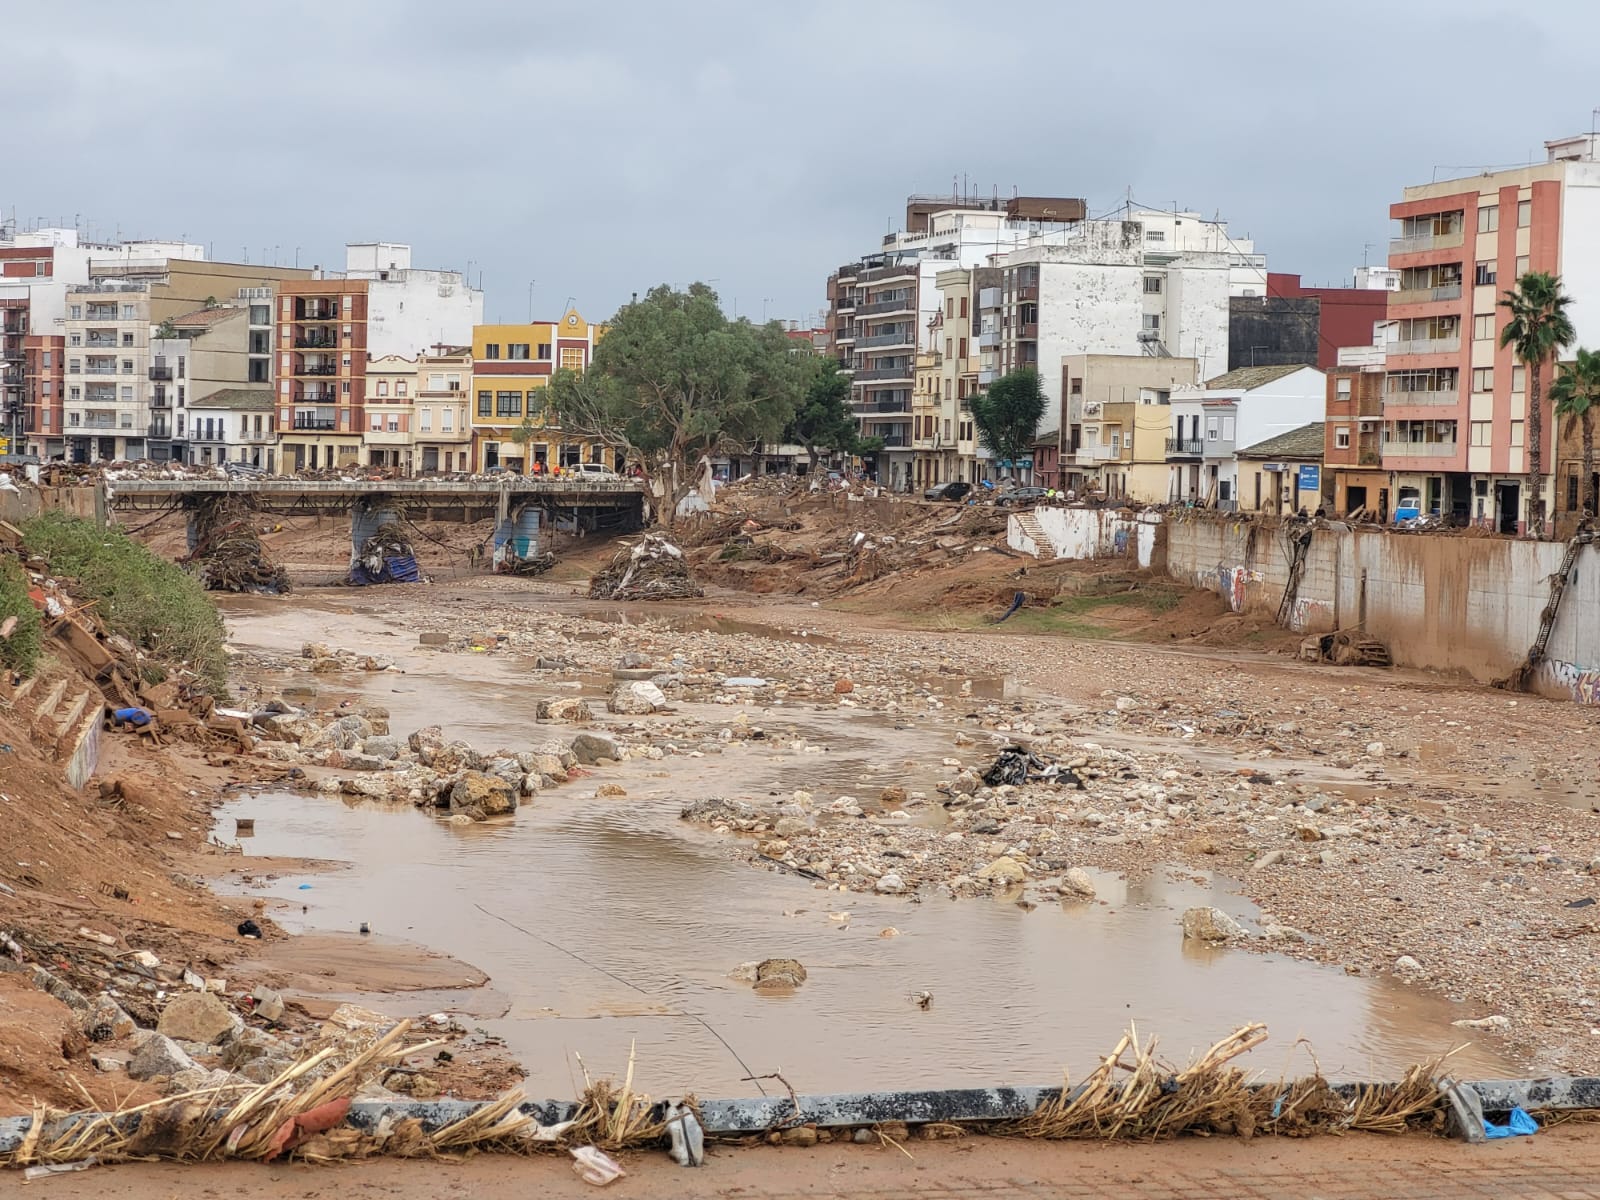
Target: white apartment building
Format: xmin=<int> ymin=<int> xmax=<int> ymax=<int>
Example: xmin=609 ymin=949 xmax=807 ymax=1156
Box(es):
xmin=60 ymin=282 xmax=157 ymax=461
xmin=1166 ymin=363 xmax=1326 ymax=506
xmin=185 ymin=389 xmax=276 ymax=469
xmin=414 ymin=348 xmax=473 ymax=474
xmin=364 ymin=353 xmax=419 ymax=471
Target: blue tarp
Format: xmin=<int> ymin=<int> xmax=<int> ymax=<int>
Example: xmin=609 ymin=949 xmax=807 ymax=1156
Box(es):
xmin=348 ymin=555 xmax=422 ymax=586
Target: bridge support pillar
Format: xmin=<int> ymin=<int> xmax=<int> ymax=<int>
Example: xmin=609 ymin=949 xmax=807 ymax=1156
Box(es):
xmin=350 ymin=496 xmax=421 ymax=584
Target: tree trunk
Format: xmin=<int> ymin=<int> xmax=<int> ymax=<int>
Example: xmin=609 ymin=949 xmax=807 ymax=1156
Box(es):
xmin=1528 ymin=361 xmax=1544 ymax=536
xmin=1585 ymin=408 xmax=1596 ymax=515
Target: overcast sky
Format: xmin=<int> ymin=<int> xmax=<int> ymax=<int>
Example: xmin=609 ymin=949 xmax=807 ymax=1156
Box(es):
xmin=6 ymin=0 xmax=1597 ymax=327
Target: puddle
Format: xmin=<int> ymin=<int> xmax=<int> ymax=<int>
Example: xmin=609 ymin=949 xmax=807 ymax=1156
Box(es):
xmin=213 ymin=594 xmax=1526 ymax=1096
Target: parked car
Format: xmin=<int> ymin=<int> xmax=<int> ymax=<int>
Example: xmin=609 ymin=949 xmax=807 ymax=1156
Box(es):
xmin=923 ymin=480 xmax=972 ymax=502
xmin=572 ymin=462 xmax=620 ymax=479
xmin=995 ymin=486 xmax=1052 ymax=507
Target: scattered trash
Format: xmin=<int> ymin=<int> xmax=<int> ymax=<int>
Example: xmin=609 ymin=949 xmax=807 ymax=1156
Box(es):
xmin=980 ymin=746 xmax=1080 ymax=788
xmin=23 ymin=1159 xmax=99 ymax=1180
xmin=589 ymin=534 xmax=703 ymax=601
xmin=236 ymin=918 xmax=262 ymax=938
xmin=910 ymin=990 xmax=933 ymax=1009
xmin=1483 ymin=1107 xmax=1539 ymax=1139
xmin=1567 ymin=897 xmax=1596 ymax=909
xmin=349 ymin=516 xmax=423 ymax=586
xmin=570 ymin=1145 xmax=626 ymax=1186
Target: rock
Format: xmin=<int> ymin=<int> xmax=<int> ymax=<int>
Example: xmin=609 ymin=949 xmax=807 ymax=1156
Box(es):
xmin=608 ymin=680 xmax=667 ymax=715
xmin=448 ymin=771 xmax=517 ymax=817
xmin=1394 ymin=955 xmax=1425 ymax=976
xmin=571 ymin=732 xmax=624 ymax=765
xmin=538 ymin=697 xmax=593 ymax=723
xmin=302 ymin=642 xmax=331 ymax=660
xmin=728 ymin=961 xmax=761 ymax=983
xmin=773 ymin=816 xmax=811 ymax=838
xmin=1181 ymin=907 xmax=1246 ymax=942
xmin=220 ymin=1026 xmax=283 ymax=1069
xmin=1452 ymin=1014 xmax=1511 ymax=1030
xmin=418 ymin=631 xmax=450 ymax=646
xmin=128 ymin=1032 xmax=198 ymax=1081
xmin=362 ymin=735 xmax=402 ymax=761
xmin=1061 ymin=868 xmax=1097 ymax=899
xmin=875 ymin=872 xmax=906 ymax=895
xmin=618 ymin=651 xmax=652 ymax=669
xmin=1259 ymin=924 xmax=1308 ymax=943
xmin=879 ymin=786 xmax=908 ymax=804
xmin=167 ymin=1067 xmax=239 ymax=1095
xmin=157 ymin=991 xmax=238 ymax=1045
xmin=833 ymin=679 xmax=854 ymax=694
xmin=1366 ymin=742 xmax=1386 ymax=758
xmin=341 ymin=752 xmax=388 ymax=772
xmin=1251 ymin=849 xmax=1287 ymax=871
xmin=249 ymin=986 xmax=287 ymax=1023
xmin=753 ymin=958 xmax=807 ymax=990
xmin=597 ymin=783 xmax=627 ymax=798
xmin=341 ymin=776 xmax=393 ymax=799
xmin=409 ymin=725 xmax=444 ymax=754
xmin=780 ymin=1125 xmax=819 ymax=1146
xmin=1114 ymin=696 xmax=1139 ymax=712
xmin=82 ymin=994 xmax=135 ymax=1041
xmin=977 ymin=856 xmax=1027 ymax=884
xmin=723 ymin=677 xmax=768 ymax=689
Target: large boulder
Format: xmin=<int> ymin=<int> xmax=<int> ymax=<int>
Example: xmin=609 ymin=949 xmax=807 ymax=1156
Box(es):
xmin=571 ymin=732 xmax=624 ymax=765
xmin=607 ymin=681 xmax=667 ymax=715
xmin=409 ymin=725 xmax=445 ymax=755
xmin=977 ymin=856 xmax=1027 ymax=884
xmin=1181 ymin=906 xmax=1246 ymax=943
xmin=753 ymin=958 xmax=807 ymax=990
xmin=362 ymin=735 xmax=403 ymax=761
xmin=128 ymin=1032 xmax=198 ymax=1081
xmin=448 ymin=771 xmax=517 ymax=817
xmin=538 ymin=697 xmax=593 ymax=724
xmin=157 ymin=992 xmax=238 ymax=1045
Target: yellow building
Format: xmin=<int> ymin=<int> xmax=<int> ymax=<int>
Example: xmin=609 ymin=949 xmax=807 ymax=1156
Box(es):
xmin=911 ymin=349 xmax=941 ymax=487
xmin=469 ymin=308 xmax=611 ymax=472
xmin=363 ymin=354 xmax=419 ymax=472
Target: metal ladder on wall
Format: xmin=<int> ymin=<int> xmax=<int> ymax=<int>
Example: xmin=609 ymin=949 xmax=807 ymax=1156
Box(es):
xmin=1498 ymin=523 xmax=1595 ymax=691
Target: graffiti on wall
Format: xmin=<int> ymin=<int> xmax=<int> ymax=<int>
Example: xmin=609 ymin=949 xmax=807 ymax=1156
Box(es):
xmin=1535 ymin=658 xmax=1600 ymax=705
xmin=1207 ymin=565 xmax=1263 ymax=612
xmin=1290 ymin=597 xmax=1332 ymax=633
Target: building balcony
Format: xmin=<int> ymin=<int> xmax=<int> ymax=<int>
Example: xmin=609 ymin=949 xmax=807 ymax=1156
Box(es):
xmin=146 ymin=423 xmax=171 ymax=439
xmin=857 ymin=297 xmax=915 ymax=317
xmin=297 ymin=363 xmax=339 ymax=376
xmin=877 ymin=435 xmax=909 ymax=448
xmin=857 ymin=264 xmax=917 ymax=285
xmin=294 ymin=305 xmax=341 ymax=321
xmin=365 ymin=429 xmax=412 ymax=445
xmin=978 ymin=287 xmax=1001 ymax=310
xmin=978 ymin=330 xmax=1000 ymax=348
xmin=293 ymin=389 xmax=340 ymax=403
xmin=148 ymin=365 xmax=172 ymax=381
xmin=1384 ymin=388 xmax=1460 ymax=407
xmin=1389 ymin=229 xmax=1465 ymax=256
xmin=83 ymin=366 xmax=118 ymax=376
xmin=1 ymin=318 xmax=26 ymax=336
xmin=240 ymin=429 xmax=276 ymax=442
xmin=1392 ymin=283 xmax=1462 ymax=305
xmin=295 ymin=333 xmax=339 ymax=349
xmin=1165 ymin=437 xmax=1204 ymax=457
xmin=853 ymin=367 xmax=913 ymax=383
xmin=1074 ymin=444 xmax=1120 ymax=463
xmin=856 ymin=331 xmax=913 ymax=349
xmin=1388 ymin=335 xmax=1460 ymax=356
xmin=978 ymin=368 xmax=998 ymax=385
xmin=854 ymin=401 xmax=911 ymax=416
xmin=1018 ymin=322 xmax=1038 ymax=340
xmin=834 ymin=329 xmax=856 ymax=344
xmin=1015 ymin=284 xmax=1039 ymax=302
xmin=1383 ymin=440 xmax=1458 ymax=459
xmin=291 ymin=416 xmax=338 ymax=431
xmin=84 ymin=335 xmax=119 ymax=348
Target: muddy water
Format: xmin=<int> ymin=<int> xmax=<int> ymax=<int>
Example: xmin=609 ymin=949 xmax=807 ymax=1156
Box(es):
xmin=216 ymin=595 xmax=1523 ymax=1096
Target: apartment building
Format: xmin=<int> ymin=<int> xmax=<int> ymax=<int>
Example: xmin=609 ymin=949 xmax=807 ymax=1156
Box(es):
xmin=414 ymin=347 xmax=473 ymax=474
xmin=825 ymin=195 xmax=1085 ymax=490
xmin=1056 ymin=354 xmax=1199 ymax=501
xmin=911 ymin=349 xmax=941 ymax=485
xmin=275 ymin=243 xmax=481 ymax=472
xmin=1167 ymin=364 xmax=1326 ymax=506
xmin=1382 ymin=133 xmax=1600 ymax=530
xmin=185 ymin=390 xmax=276 ymax=469
xmin=58 ymin=281 xmax=156 ymax=461
xmin=470 ymin=309 xmax=604 ymax=473
xmin=364 ymin=354 xmax=419 ymax=471
xmin=21 ymin=334 xmax=64 ymax=458
xmin=1324 ymin=354 xmax=1388 ymax=519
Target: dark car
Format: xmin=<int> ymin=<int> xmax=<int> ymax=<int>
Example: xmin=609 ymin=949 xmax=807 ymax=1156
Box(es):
xmin=995 ymin=486 xmax=1052 ymax=507
xmin=923 ymin=480 xmax=972 ymax=502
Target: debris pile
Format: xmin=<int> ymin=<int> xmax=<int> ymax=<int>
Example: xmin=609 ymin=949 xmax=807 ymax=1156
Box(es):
xmin=589 ymin=534 xmax=702 ymax=601
xmin=349 ymin=520 xmax=422 ymax=586
xmin=184 ymin=496 xmax=290 ymax=595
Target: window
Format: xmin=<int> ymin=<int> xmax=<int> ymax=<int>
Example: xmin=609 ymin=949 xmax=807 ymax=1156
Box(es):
xmin=343 ymin=295 xmax=353 ymax=311
xmin=508 ymin=343 xmax=530 ymax=360
xmin=1516 ymin=255 xmax=1530 ymax=277
xmin=68 ymin=334 xmax=80 ymax=347
xmin=1477 ymin=205 xmax=1499 ymax=233
xmin=483 ymin=343 xmax=501 ymax=360
xmin=1475 ymin=260 xmax=1497 ymax=287
xmin=69 ymin=385 xmax=80 ymax=400
xmin=41 ymin=381 xmax=51 ymax=396
xmin=946 ymin=298 xmax=954 ymax=318
xmin=396 ymin=381 xmax=407 ymax=397
xmin=340 ymin=381 xmax=350 ymax=394
xmin=1570 ymin=472 xmax=1580 ymax=512
xmin=958 ymin=337 xmax=967 ymax=359
xmin=120 ymin=386 xmax=132 ymax=401
xmin=1336 ymin=378 xmax=1352 ymax=400
xmin=428 ymin=373 xmax=444 ymax=391
xmin=959 ymin=297 xmax=968 ymax=318
xmin=560 ymin=347 xmax=583 ymax=372
xmin=370 ymin=413 xmax=382 ymax=431
xmin=496 ymin=390 xmax=521 ymax=417
xmin=69 ymin=305 xmax=81 ymax=320
xmin=1510 ymin=420 xmax=1525 ymax=447
xmin=1470 ymin=420 xmax=1492 ymax=446
xmin=121 ymin=333 xmax=133 ymax=347
xmin=1474 ymin=313 xmax=1495 ymax=340
xmin=121 ymin=304 xmax=136 ymax=319
xmin=122 ymin=359 xmax=133 ymax=374
xmin=1143 ymin=276 xmax=1163 ymax=294
xmin=537 ymin=343 xmax=552 ymax=360
xmin=1070 ymin=377 xmax=1082 ymax=395
xmin=1512 ymin=365 xmax=1526 ymax=393
xmin=387 ymin=416 xmax=399 ymax=433
xmin=68 ymin=359 xmax=80 ymax=374
xmin=68 ymin=411 xmax=79 ymax=426
xmin=250 ymin=304 xmax=270 ymax=325
xmin=1143 ymin=314 xmax=1161 ymax=332
xmin=446 ymin=373 xmax=461 ymax=390
xmin=477 ymin=390 xmax=491 ymax=416
xmin=442 ymin=409 xmax=453 ymax=432
xmin=1518 ymin=199 xmax=1532 ymax=228
xmin=376 ymin=381 xmax=389 ymax=397
xmin=1472 ymin=367 xmax=1494 ymax=392
xmin=1146 ymin=229 xmax=1166 ymax=243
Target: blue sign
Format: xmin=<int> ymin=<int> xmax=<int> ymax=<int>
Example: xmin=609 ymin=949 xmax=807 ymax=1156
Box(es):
xmin=1297 ymin=464 xmax=1320 ymax=493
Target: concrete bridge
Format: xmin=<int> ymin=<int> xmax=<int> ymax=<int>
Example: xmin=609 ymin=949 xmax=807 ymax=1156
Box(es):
xmin=103 ymin=477 xmax=649 ymax=575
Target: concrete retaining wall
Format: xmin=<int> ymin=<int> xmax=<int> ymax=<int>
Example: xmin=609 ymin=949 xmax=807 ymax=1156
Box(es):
xmin=1007 ymin=507 xmax=1160 ymax=569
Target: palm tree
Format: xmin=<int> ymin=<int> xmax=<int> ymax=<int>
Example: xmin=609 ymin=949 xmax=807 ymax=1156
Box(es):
xmin=1551 ymin=348 xmax=1600 ymax=516
xmin=1500 ymin=271 xmax=1576 ymax=535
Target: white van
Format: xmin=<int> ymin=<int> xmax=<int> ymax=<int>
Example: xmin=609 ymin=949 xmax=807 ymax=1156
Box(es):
xmin=573 ymin=462 xmax=620 ymax=480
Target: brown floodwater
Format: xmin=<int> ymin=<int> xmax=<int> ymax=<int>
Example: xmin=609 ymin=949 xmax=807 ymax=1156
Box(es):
xmin=214 ymin=595 xmax=1524 ymax=1098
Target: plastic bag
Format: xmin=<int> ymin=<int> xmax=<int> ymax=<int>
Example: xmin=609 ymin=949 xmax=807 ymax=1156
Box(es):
xmin=665 ymin=1101 xmax=705 ymax=1167
xmin=570 ymin=1145 xmax=626 ymax=1186
xmin=1484 ymin=1106 xmax=1539 ymax=1139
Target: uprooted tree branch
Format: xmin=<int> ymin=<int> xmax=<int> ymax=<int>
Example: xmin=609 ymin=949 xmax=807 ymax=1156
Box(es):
xmin=540 ymin=283 xmax=809 ymax=526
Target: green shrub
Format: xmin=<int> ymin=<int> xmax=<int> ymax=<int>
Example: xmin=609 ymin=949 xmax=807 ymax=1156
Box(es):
xmin=0 ymin=556 xmax=42 ymax=678
xmin=21 ymin=513 xmax=226 ymax=693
